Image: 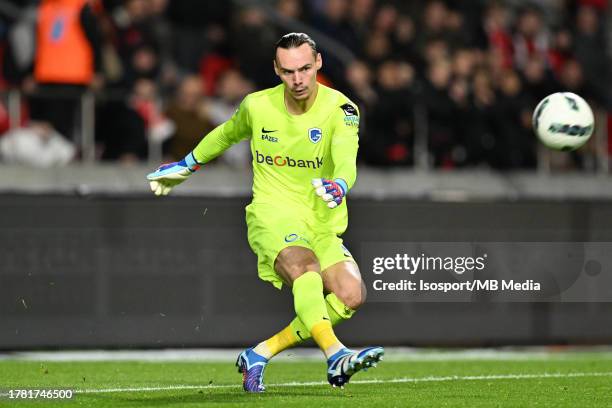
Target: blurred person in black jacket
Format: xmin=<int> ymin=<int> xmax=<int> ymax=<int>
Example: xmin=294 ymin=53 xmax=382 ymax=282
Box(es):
xmin=166 ymin=0 xmax=232 ymax=74
xmin=422 ymin=57 xmax=458 ymax=167
xmin=572 ymin=4 xmax=610 ymax=106
xmin=362 ymin=60 xmax=415 ymax=166
xmin=491 ymin=69 xmax=536 ymax=169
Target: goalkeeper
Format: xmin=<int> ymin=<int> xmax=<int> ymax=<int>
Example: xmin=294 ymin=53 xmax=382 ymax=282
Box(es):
xmin=147 ymin=33 xmax=383 ymax=392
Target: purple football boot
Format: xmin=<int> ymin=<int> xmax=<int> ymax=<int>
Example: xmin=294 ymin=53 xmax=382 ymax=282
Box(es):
xmin=236 ymin=348 xmax=268 ymax=392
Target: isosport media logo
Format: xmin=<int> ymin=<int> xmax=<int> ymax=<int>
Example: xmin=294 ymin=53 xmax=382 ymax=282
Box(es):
xmin=255 ymin=150 xmax=323 ymax=169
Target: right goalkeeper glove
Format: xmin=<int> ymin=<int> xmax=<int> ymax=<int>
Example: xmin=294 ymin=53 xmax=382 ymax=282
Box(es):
xmin=146 ymin=152 xmax=201 ymax=196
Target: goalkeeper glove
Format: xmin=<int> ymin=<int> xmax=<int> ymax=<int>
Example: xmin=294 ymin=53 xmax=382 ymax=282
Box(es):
xmin=146 ymin=152 xmax=201 ymax=196
xmin=312 ymin=178 xmax=348 ymax=209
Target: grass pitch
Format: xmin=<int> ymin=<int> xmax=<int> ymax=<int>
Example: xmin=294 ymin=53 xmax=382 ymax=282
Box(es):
xmin=1 ymin=349 xmax=612 ymax=407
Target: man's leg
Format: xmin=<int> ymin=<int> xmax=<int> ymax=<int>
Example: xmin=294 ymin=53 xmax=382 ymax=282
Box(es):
xmin=254 ymin=260 xmax=365 ymax=358
xmin=238 ymin=248 xmax=383 ymax=391
xmin=238 ymin=246 xmax=340 ymax=392
xmin=273 ymin=246 xmax=345 ymax=357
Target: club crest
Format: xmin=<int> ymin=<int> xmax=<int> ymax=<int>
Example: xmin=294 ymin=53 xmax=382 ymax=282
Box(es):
xmin=308 ymin=128 xmax=322 ymax=144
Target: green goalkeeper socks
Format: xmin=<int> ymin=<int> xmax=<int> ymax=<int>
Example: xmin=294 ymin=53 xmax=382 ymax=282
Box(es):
xmin=292 ymin=271 xmax=343 ymax=357
xmin=292 ymin=271 xmax=329 ymax=331
xmin=254 ymin=292 xmax=356 ymax=359
xmin=290 ymin=293 xmax=355 ymax=342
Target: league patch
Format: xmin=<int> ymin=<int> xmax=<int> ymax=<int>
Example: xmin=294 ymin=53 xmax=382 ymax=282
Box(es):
xmin=340 ymin=103 xmax=358 ymax=117
xmin=344 ymin=116 xmax=359 ymax=128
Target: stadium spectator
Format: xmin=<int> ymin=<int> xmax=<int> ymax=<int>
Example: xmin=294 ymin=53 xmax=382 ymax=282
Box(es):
xmin=347 ymin=0 xmax=376 ymax=57
xmin=367 ymin=30 xmax=394 ymax=71
xmin=28 ymin=0 xmax=103 ymax=142
xmin=110 ymin=0 xmax=161 ymax=88
xmin=572 ymin=5 xmax=609 ymax=105
xmin=493 ymin=69 xmax=536 ymax=169
xmin=204 ymin=69 xmax=254 ymax=167
xmin=310 ymin=0 xmax=351 ymax=42
xmin=483 ymin=2 xmax=513 ymax=69
xmin=344 ymin=60 xmax=377 ymax=109
xmin=521 ymin=55 xmax=557 ymax=103
xmin=310 ymin=0 xmax=362 ymax=83
xmin=0 ymin=121 xmax=75 ymax=166
xmin=362 ymin=60 xmax=415 ymax=166
xmin=391 ymin=14 xmax=420 ymax=66
xmin=513 ymin=6 xmax=550 ymax=72
xmin=232 ymin=7 xmax=278 ymax=89
xmin=422 ymin=57 xmax=459 ymax=168
xmin=165 ymin=0 xmax=232 ymax=74
xmin=547 ymin=28 xmax=573 ymax=77
xmin=463 ymin=68 xmax=499 ymax=166
xmin=276 ymin=0 xmax=303 ymax=21
xmin=164 ymin=75 xmax=213 ymax=160
xmin=0 ymin=0 xmax=608 ymax=169
xmin=130 ymin=78 xmax=174 ymax=146
xmin=96 ymin=79 xmax=150 ymax=162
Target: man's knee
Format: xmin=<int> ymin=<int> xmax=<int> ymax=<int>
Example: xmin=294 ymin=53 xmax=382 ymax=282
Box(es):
xmin=274 ymin=246 xmax=321 ymax=284
xmin=323 ymin=261 xmax=367 ymax=310
xmin=334 ymin=281 xmax=366 ymax=310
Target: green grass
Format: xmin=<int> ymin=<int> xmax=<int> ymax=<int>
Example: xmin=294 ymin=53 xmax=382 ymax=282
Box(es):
xmin=2 ymin=351 xmax=612 ymax=407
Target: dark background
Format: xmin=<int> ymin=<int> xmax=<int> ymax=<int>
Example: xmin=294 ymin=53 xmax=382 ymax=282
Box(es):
xmin=1 ymin=193 xmax=611 ymax=349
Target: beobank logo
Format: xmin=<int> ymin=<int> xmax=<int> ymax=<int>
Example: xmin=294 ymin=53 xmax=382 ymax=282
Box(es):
xmin=255 ymin=150 xmax=323 ymax=169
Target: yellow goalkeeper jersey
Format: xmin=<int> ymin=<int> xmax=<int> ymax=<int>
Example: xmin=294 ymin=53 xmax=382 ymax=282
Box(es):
xmin=192 ymin=83 xmax=359 ymax=234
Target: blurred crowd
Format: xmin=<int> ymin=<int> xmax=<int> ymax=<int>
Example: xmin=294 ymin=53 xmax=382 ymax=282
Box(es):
xmin=0 ymin=0 xmax=610 ymax=169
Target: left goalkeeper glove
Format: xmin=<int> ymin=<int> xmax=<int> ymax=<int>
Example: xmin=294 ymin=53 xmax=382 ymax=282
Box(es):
xmin=312 ymin=178 xmax=348 ymax=209
xmin=147 ymin=152 xmax=201 ymax=196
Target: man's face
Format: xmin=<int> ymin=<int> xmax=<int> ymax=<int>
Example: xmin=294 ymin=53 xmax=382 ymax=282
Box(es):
xmin=274 ymin=44 xmax=322 ymax=101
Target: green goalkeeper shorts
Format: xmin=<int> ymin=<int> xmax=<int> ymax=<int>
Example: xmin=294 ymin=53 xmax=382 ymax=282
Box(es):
xmin=246 ymin=203 xmax=355 ymax=289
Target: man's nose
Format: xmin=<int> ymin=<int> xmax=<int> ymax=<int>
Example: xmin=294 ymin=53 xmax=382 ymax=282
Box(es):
xmin=293 ymin=72 xmax=302 ymax=84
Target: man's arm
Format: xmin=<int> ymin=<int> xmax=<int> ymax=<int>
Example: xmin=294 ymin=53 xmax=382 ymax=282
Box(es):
xmin=313 ymin=102 xmax=359 ymax=208
xmin=147 ymin=97 xmax=251 ymax=195
xmin=191 ymin=98 xmax=252 ymax=163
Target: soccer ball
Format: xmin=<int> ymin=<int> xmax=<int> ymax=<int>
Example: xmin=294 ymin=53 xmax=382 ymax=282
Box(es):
xmin=532 ymin=92 xmax=594 ymax=151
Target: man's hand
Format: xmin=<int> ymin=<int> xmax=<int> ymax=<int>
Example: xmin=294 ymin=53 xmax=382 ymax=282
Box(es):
xmin=312 ymin=178 xmax=348 ymax=209
xmin=147 ymin=152 xmax=201 ymax=196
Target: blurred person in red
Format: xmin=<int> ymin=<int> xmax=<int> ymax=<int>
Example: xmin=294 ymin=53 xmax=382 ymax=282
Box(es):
xmin=130 ymin=78 xmax=174 ymax=145
xmin=483 ymin=2 xmax=513 ymax=69
xmin=29 ymin=0 xmax=103 ymax=141
xmin=512 ymin=6 xmax=549 ymax=72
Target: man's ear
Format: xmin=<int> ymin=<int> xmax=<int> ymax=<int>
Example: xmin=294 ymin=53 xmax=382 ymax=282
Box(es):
xmin=315 ymin=53 xmax=322 ymax=70
xmin=273 ymin=59 xmax=280 ymax=76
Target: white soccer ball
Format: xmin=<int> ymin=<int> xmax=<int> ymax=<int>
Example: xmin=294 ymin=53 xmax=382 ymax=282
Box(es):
xmin=532 ymin=92 xmax=594 ymax=151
